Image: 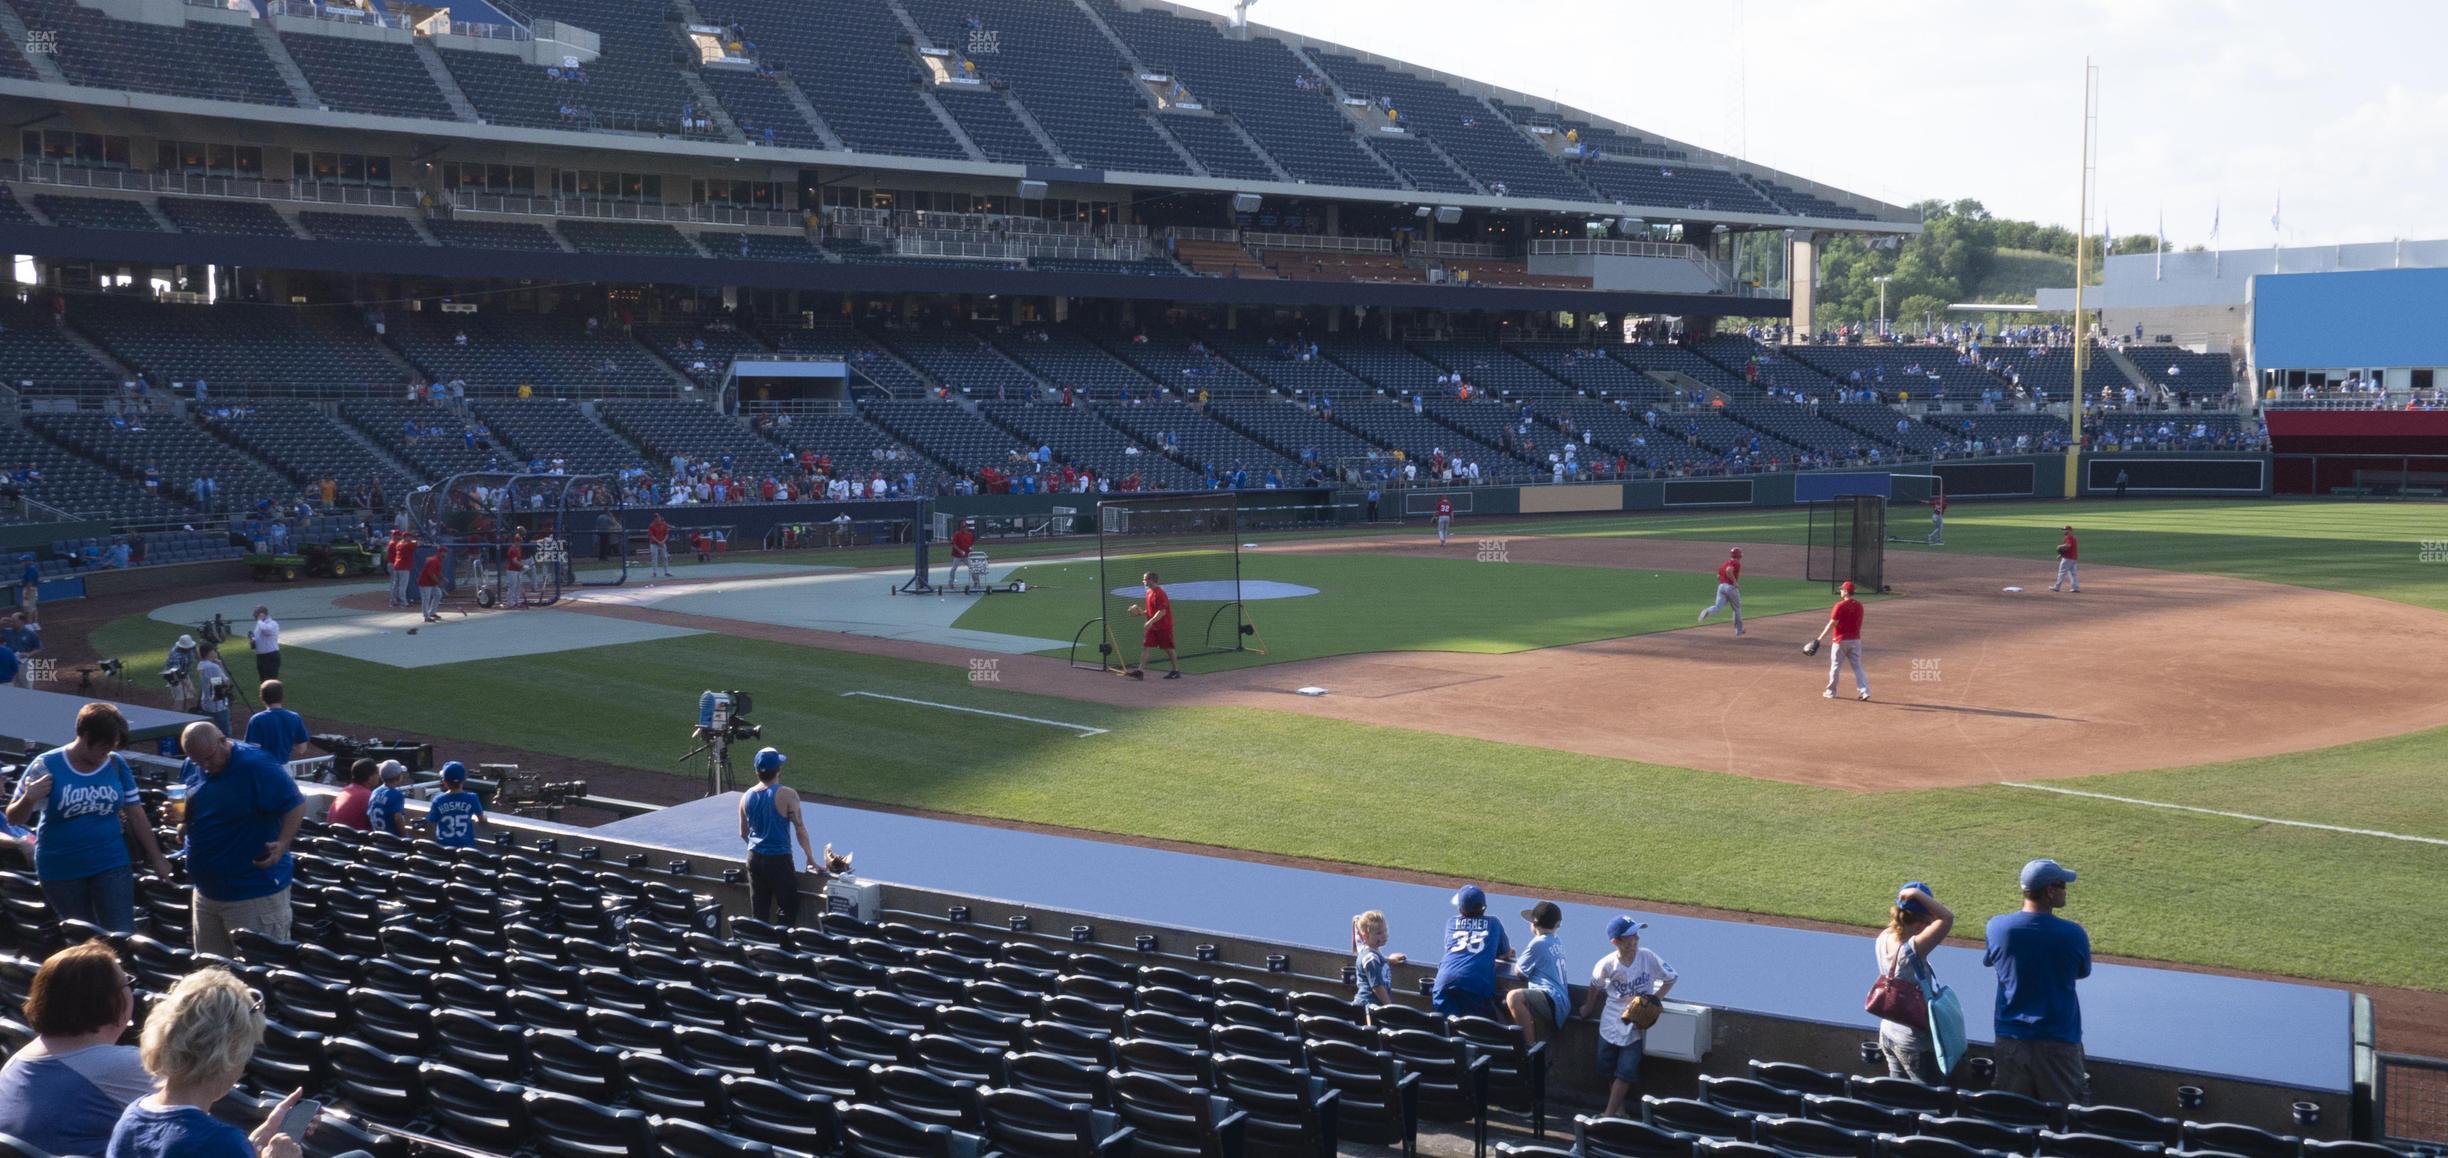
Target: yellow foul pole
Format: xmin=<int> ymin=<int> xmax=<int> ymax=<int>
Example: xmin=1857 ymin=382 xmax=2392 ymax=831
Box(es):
xmin=2067 ymin=61 xmax=2097 ymax=500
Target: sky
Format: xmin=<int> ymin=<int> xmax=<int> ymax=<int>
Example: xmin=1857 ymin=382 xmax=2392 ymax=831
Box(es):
xmin=1155 ymin=0 xmax=2448 ymax=248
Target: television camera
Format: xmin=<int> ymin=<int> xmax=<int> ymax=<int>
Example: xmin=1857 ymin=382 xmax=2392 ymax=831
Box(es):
xmin=679 ymin=690 xmax=760 ymax=796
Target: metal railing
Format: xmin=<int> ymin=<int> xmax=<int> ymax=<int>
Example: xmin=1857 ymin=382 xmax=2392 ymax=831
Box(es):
xmin=448 ymin=191 xmax=799 ymax=229
xmin=1528 ymin=238 xmax=1704 ymax=260
xmin=2263 ymin=396 xmax=2423 ymax=411
xmin=1169 ymin=227 xmax=1392 ymax=255
xmin=267 ymin=0 xmax=392 ymax=25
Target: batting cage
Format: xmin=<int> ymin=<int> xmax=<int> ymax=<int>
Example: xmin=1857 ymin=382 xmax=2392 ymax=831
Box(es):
xmin=1071 ymin=493 xmax=1265 ymax=672
xmin=1806 ymin=494 xmax=1887 ymax=594
xmin=405 ymin=472 xmax=629 ymax=611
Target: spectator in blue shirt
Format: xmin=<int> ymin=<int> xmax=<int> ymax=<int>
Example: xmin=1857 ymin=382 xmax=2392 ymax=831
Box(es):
xmin=107 ymin=967 xmax=313 ymax=1158
xmin=242 ymin=680 xmax=311 ymax=764
xmin=0 ymin=642 xmax=15 ymax=689
xmin=177 ymin=723 xmax=307 ymax=958
xmin=426 ymin=762 xmax=487 ymax=849
xmin=1507 ymin=901 xmax=1571 ymax=1049
xmin=17 ymin=555 xmax=39 ymax=620
xmin=4 ymin=704 xmax=173 ymax=933
xmin=1348 ymin=910 xmax=1407 ymax=1012
xmin=1430 ymin=884 xmax=1514 ymax=1020
xmin=1984 ymin=858 xmax=2092 ymax=1104
xmin=365 ymin=761 xmax=409 ymax=836
xmin=3 ymin=613 xmax=36 ymax=688
xmin=0 ymin=942 xmax=151 ymax=1156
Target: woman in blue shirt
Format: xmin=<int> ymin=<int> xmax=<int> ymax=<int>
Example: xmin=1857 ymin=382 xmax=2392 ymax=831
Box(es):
xmin=108 ymin=967 xmax=313 ymax=1158
xmin=4 ymin=704 xmax=174 ymax=933
xmin=0 ymin=942 xmax=153 ymax=1155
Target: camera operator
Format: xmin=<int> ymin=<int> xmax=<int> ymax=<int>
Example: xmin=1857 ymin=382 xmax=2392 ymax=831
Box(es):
xmin=738 ymin=747 xmax=819 ymax=926
xmin=164 ymin=635 xmax=200 ymax=713
xmin=192 ymin=645 xmax=232 ymax=736
xmin=242 ymin=681 xmax=310 ymax=765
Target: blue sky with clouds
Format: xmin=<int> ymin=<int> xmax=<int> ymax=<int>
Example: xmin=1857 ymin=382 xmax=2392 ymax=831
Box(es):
xmin=1156 ymin=0 xmax=2448 ymax=246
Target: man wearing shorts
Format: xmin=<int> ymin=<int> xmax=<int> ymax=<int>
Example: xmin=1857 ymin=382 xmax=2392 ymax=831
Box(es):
xmin=1506 ymin=901 xmax=1571 ymax=1049
xmin=1697 ymin=547 xmax=1744 ymax=635
xmin=1127 ymin=571 xmax=1178 ymax=680
xmin=1579 ymin=915 xmax=1678 ymax=1118
xmin=1434 ymin=496 xmax=1454 ymax=545
xmin=2051 ymin=526 xmax=2081 ymax=592
xmin=1814 ymin=580 xmax=1870 ymax=701
xmin=1986 ymin=858 xmax=2091 ymax=1103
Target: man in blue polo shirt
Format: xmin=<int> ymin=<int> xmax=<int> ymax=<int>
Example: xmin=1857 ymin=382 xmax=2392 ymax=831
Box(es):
xmin=1984 ymin=858 xmax=2092 ymax=1103
xmin=1430 ymin=884 xmax=1513 ymax=1020
xmin=426 ymin=762 xmax=487 ymax=849
xmin=177 ymin=722 xmax=306 ymax=957
xmin=242 ymin=680 xmax=310 ymax=763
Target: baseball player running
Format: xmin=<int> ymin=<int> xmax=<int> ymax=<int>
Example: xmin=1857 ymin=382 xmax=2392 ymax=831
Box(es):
xmin=1697 ymin=547 xmax=1745 ymax=635
xmin=1814 ymin=581 xmax=1870 ymax=701
xmin=2051 ymin=525 xmax=2081 ymax=592
xmin=1927 ymin=495 xmax=1947 ymax=545
xmin=1435 ymin=496 xmax=1455 ymax=545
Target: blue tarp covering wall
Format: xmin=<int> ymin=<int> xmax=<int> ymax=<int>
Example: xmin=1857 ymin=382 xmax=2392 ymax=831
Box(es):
xmin=2252 ymin=266 xmax=2448 ymax=369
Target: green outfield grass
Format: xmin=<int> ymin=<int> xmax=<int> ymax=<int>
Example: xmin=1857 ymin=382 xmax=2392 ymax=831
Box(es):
xmin=945 ymin=551 xmax=1842 ymax=669
xmin=89 ymin=499 xmax=2448 ymax=992
xmin=88 ymin=611 xmax=2448 ymax=992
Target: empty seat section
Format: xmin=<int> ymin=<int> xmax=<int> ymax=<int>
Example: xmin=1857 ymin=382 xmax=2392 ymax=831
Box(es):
xmin=280 ymin=32 xmax=457 ymax=120
xmin=11 ymin=0 xmax=294 ymax=105
xmin=158 ymin=197 xmax=296 ymax=238
xmin=1094 ymin=399 xmax=1297 ymax=481
xmin=987 ymin=329 xmax=1157 ymax=398
xmin=424 ymin=218 xmax=564 ymax=252
xmin=1101 ymin=334 xmax=1263 ymax=395
xmin=467 ymin=0 xmax=692 ymax=134
xmin=1577 ymin=162 xmax=1781 ymax=214
xmin=932 ymin=88 xmax=1056 ymax=166
xmin=1157 ymin=114 xmax=1277 ymax=181
xmin=1409 ymin=341 xmax=1567 ymax=396
xmin=877 ymin=329 xmax=1038 ymax=398
xmin=204 ymin=399 xmax=421 ymax=501
xmin=470 ymin=399 xmax=645 ymax=475
xmin=343 ymin=399 xmax=507 ymax=479
xmin=31 ymin=195 xmax=161 ymax=232
xmin=714 ymin=0 xmax=967 ymax=160
xmin=298 ymin=212 xmax=428 ymax=245
xmin=1368 ymin=133 xmax=1477 ymax=194
xmin=0 ymin=297 xmax=117 ymax=398
xmin=1094 ymin=0 xmax=1391 ymax=188
xmin=860 ymin=399 xmax=1034 ymax=478
xmin=556 ymin=221 xmax=702 ymax=258
xmin=979 ymin=401 xmax=1200 ymax=489
xmin=599 ymin=400 xmax=782 ymax=470
xmin=73 ymin=298 xmax=397 ymax=398
xmin=698 ymin=67 xmax=826 ymax=149
xmin=26 ymin=412 xmax=296 ymax=515
xmin=900 ymin=0 xmax=1188 ymax=175
xmin=1311 ymin=53 xmax=1590 ymax=201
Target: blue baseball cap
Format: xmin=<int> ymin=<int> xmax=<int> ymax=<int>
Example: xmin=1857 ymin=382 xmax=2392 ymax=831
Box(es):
xmin=1451 ymin=884 xmax=1486 ymax=914
xmin=1604 ymin=915 xmax=1648 ymax=940
xmin=754 ymin=747 xmax=787 ymax=774
xmin=1898 ymin=881 xmax=1933 ymax=914
xmin=2020 ymin=859 xmax=2077 ymax=890
xmin=439 ymin=761 xmax=467 ymax=783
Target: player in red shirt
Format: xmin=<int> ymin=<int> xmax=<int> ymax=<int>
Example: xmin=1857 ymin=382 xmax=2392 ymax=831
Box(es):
xmin=1127 ymin=570 xmax=1179 ymax=680
xmin=501 ymin=539 xmax=525 ymax=609
xmin=1434 ymin=496 xmax=1455 ymax=545
xmin=1697 ymin=547 xmax=1744 ymax=635
xmin=416 ymin=547 xmax=447 ymax=622
xmin=386 ymin=531 xmax=414 ymax=608
xmin=2051 ymin=525 xmax=2081 ymax=593
xmin=946 ymin=520 xmax=978 ymax=590
xmin=646 ymin=513 xmax=673 ymax=578
xmin=1813 ymin=580 xmax=1870 ymax=700
xmin=1926 ymin=494 xmax=1947 ymax=545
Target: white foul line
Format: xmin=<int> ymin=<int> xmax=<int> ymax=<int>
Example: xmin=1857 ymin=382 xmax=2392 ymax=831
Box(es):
xmin=840 ymin=692 xmax=1108 ymax=737
xmin=2000 ymin=782 xmax=2448 ymax=847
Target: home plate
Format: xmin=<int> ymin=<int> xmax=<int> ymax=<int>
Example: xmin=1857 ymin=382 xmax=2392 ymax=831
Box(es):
xmin=2002 ymin=586 xmax=2025 ymax=593
xmin=1296 ymin=686 xmax=1328 ymax=697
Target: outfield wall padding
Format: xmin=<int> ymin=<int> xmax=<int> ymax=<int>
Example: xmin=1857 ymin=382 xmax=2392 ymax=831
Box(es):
xmin=1518 ymin=482 xmax=1630 ymax=514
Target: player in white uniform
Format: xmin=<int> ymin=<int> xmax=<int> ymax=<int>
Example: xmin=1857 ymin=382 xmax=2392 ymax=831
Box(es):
xmin=1697 ymin=547 xmax=1744 ymax=635
xmin=1434 ymin=496 xmax=1454 ymax=545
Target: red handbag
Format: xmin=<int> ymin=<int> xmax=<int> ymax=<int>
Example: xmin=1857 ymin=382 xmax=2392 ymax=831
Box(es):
xmin=1865 ymin=974 xmax=1928 ymax=1023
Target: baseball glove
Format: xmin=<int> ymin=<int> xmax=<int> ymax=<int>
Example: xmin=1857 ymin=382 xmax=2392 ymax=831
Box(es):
xmin=1621 ymin=994 xmax=1665 ymax=1030
xmin=1802 ymin=639 xmax=1821 ymax=656
xmin=2056 ymin=544 xmax=2072 ymax=558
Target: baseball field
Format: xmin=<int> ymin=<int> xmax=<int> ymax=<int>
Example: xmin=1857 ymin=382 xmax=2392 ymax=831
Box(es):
xmin=83 ymin=498 xmax=2448 ymax=995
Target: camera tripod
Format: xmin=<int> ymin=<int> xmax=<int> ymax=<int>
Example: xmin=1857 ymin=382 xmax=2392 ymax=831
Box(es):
xmin=677 ymin=729 xmax=740 ymax=797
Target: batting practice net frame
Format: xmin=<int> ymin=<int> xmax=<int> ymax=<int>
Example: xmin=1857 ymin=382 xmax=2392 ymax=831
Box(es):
xmin=1806 ymin=494 xmax=1888 ymax=594
xmin=1070 ymin=493 xmax=1263 ymax=672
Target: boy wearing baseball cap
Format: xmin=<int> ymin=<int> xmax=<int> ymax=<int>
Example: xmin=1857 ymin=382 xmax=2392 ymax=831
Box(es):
xmin=365 ymin=761 xmax=410 ymax=836
xmin=1506 ymin=901 xmax=1571 ymax=1049
xmin=1984 ymin=858 xmax=2091 ymax=1103
xmin=1577 ymin=915 xmax=1678 ymax=1119
xmin=739 ymin=747 xmax=818 ymax=927
xmin=1430 ymin=884 xmax=1513 ymax=1019
xmin=425 ymin=762 xmax=487 ymax=849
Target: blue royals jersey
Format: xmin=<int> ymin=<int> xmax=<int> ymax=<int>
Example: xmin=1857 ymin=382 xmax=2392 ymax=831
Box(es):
xmin=428 ymin=790 xmax=485 ymax=848
xmin=1431 ymin=914 xmax=1512 ymax=996
xmin=365 ymin=785 xmax=405 ymax=833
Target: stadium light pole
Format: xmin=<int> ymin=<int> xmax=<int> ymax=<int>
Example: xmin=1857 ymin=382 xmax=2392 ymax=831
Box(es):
xmin=2067 ymin=59 xmax=2098 ymax=502
xmin=1874 ymin=275 xmax=1890 ymax=337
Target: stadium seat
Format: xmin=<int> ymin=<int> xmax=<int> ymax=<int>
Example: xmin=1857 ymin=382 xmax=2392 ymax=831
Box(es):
xmin=673 ymin=1023 xmax=781 ymax=1077
xmin=1642 ymin=1097 xmax=1753 ymax=1143
xmin=909 ymin=1033 xmax=1009 ymax=1087
xmin=1959 ymin=1090 xmax=2068 ymax=1131
xmin=1107 ymin=1070 xmax=1248 ymax=1158
xmin=2178 ymin=1123 xmax=2300 ymax=1158
xmin=1211 ymin=1053 xmax=1342 ymax=1158
xmin=1701 ymin=1076 xmax=1806 ymax=1118
xmin=1006 ymin=1050 xmax=1115 ymax=1109
xmin=1447 ymin=1015 xmax=1549 ymax=1134
xmin=1921 ymin=1115 xmax=2043 ymax=1155
xmin=522 ymin=1088 xmax=658 ymax=1158
xmin=1798 ymin=1095 xmax=1914 ymax=1136
xmin=654 ymin=1116 xmax=778 ymax=1158
xmin=871 ymin=1064 xmax=986 ymax=1131
xmin=525 ymin=1028 xmax=625 ymax=1101
xmin=418 ymin=1061 xmax=529 ymax=1152
xmin=621 ymin=1050 xmax=728 ymax=1119
xmin=977 ymin=1086 xmax=1135 ymax=1158
xmin=2063 ymin=1109 xmax=2180 ymax=1148
xmin=1574 ymin=1114 xmax=1699 ymax=1158
xmin=721 ymin=1074 xmax=838 ymax=1153
xmin=1751 ymin=1115 xmax=1875 ymax=1158
xmin=1849 ymin=1075 xmax=1954 ymax=1115
xmin=433 ymin=1008 xmax=529 ymax=1079
xmin=320 ymin=1037 xmax=424 ymax=1127
xmin=1301 ymin=1038 xmax=1421 ymax=1157
xmin=1211 ymin=1023 xmax=1304 ymax=1069
xmin=1884 ymin=1138 xmax=2011 ymax=1158
xmin=2035 ymin=1131 xmax=2167 ymax=1158
xmin=243 ymin=1019 xmax=325 ymax=1093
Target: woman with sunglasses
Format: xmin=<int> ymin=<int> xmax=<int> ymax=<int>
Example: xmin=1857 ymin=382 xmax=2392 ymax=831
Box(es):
xmin=108 ymin=967 xmax=313 ymax=1158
